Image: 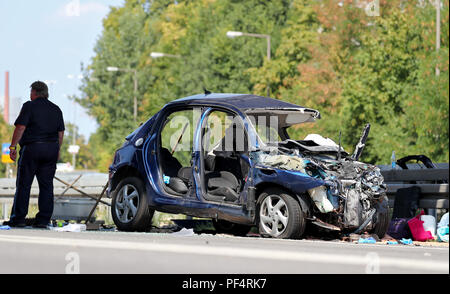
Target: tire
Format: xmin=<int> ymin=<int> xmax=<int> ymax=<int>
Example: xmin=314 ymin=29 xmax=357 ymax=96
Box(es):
xmin=256 ymin=188 xmax=306 ymax=239
xmin=371 ymin=195 xmax=390 ymax=239
xmin=111 ymin=177 xmax=154 ymax=232
xmin=212 ymin=219 xmax=252 ymax=236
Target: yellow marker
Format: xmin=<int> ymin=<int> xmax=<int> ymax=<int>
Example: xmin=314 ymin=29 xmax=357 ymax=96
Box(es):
xmin=1 ymin=154 xmax=13 ymax=164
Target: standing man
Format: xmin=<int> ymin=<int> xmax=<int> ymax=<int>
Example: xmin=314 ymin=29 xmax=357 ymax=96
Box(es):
xmin=3 ymin=81 xmax=64 ymax=228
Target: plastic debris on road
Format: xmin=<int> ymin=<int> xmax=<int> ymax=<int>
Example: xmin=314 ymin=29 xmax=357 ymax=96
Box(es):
xmin=421 ymin=215 xmax=436 ymax=237
xmin=171 ymin=228 xmax=195 ymax=236
xmin=358 ymin=237 xmax=376 ymax=244
xmin=0 ymin=225 xmax=11 ymax=230
xmin=438 ymin=212 xmax=449 ymax=228
xmin=399 ymin=238 xmax=413 ymax=245
xmin=437 ymin=226 xmax=449 ymax=243
xmin=437 ymin=213 xmax=449 ymax=243
xmin=50 ymin=223 xmax=86 ymax=232
xmin=386 ymin=240 xmax=399 ymax=245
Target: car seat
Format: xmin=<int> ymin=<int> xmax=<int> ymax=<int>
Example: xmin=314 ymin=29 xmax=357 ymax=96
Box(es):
xmin=200 ymin=123 xmax=248 ymax=202
xmin=205 ymin=171 xmax=239 ymax=202
xmin=160 ymin=148 xmax=190 ymax=194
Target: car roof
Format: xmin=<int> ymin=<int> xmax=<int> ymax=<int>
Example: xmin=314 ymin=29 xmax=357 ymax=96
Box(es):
xmin=168 ymin=93 xmax=320 ymax=116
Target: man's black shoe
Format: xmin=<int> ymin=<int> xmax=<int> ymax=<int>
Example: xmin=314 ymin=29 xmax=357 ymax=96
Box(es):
xmin=32 ymin=223 xmax=49 ymax=229
xmin=2 ymin=220 xmax=26 ymax=227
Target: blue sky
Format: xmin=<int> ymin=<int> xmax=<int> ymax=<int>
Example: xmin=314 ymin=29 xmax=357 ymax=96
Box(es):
xmin=0 ymin=0 xmax=124 ymax=141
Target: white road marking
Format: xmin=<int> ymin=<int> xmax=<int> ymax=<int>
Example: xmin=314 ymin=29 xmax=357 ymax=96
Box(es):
xmin=0 ymin=234 xmax=448 ymax=272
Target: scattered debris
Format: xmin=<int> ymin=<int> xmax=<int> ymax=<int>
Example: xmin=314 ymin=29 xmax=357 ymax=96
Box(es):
xmin=171 ymin=219 xmax=216 ymax=234
xmin=369 ymin=233 xmax=380 ymax=242
xmin=358 ymin=237 xmax=376 ymax=244
xmin=437 ymin=212 xmax=449 ymax=243
xmin=348 ymin=233 xmax=361 ymax=242
xmin=0 ymin=225 xmax=11 ymax=230
xmin=421 ymin=215 xmax=436 ymax=237
xmin=437 ymin=227 xmax=449 ymax=243
xmin=86 ymin=222 xmax=101 ymax=231
xmin=50 ymin=223 xmax=86 ymax=232
xmin=382 ymin=234 xmax=397 ymax=241
xmin=311 ymin=217 xmax=341 ymax=231
xmin=399 ymin=238 xmax=413 ymax=245
xmin=171 ymin=228 xmax=195 ymax=236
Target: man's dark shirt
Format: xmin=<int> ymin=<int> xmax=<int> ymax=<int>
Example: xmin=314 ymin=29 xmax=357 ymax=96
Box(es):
xmin=14 ymin=97 xmax=65 ymax=147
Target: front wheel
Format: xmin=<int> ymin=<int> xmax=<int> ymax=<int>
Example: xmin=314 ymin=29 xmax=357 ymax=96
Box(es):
xmin=257 ymin=188 xmax=306 ymax=239
xmin=111 ymin=177 xmax=154 ymax=232
xmin=370 ymin=195 xmax=390 ymax=239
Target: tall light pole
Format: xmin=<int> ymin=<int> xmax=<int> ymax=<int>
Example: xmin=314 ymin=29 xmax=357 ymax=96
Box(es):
xmin=67 ymin=74 xmax=83 ymax=169
xmin=226 ymin=31 xmax=271 ymax=96
xmin=107 ymin=66 xmax=138 ymax=123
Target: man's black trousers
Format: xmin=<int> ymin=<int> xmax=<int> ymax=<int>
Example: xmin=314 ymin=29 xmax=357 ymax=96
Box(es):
xmin=10 ymin=142 xmax=59 ymax=225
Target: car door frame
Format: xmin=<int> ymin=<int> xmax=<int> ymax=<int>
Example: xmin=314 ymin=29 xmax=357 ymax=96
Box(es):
xmin=142 ymin=104 xmax=224 ymax=218
xmin=191 ymin=106 xmax=255 ymax=224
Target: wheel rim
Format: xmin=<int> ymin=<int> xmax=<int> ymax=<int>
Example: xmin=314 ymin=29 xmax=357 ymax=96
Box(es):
xmin=115 ymin=184 xmax=140 ymax=224
xmin=259 ymin=195 xmax=289 ymax=237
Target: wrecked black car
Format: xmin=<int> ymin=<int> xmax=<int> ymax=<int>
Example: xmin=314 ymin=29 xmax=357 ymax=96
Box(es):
xmin=108 ymin=93 xmax=389 ymax=239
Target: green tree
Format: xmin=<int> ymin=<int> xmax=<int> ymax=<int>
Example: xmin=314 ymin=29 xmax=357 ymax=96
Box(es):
xmin=77 ymin=0 xmax=449 ymax=171
xmin=58 ymin=122 xmax=97 ymax=170
xmin=340 ymin=0 xmax=449 ymax=164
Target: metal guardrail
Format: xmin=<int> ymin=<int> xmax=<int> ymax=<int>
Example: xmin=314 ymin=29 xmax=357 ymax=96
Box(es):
xmin=1 ymin=166 xmax=448 ymax=221
xmin=0 ymin=173 xmax=110 ymax=222
xmin=380 ymin=167 xmax=449 ymax=210
xmin=0 ymin=173 xmax=108 ymax=198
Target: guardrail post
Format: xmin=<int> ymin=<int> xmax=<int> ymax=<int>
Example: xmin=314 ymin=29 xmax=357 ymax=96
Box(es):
xmin=427 ymin=208 xmax=437 ymax=220
xmin=2 ymin=203 xmax=8 ymax=220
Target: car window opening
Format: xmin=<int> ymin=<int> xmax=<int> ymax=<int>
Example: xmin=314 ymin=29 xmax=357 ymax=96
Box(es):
xmin=158 ymin=108 xmax=199 ymax=196
xmin=201 ymin=110 xmax=250 ymax=203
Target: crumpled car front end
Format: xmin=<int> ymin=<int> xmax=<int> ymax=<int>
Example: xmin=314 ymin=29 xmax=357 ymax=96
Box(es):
xmin=251 ymin=123 xmax=389 ymax=236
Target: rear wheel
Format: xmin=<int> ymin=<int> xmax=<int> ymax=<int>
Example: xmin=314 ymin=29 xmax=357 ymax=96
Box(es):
xmin=111 ymin=177 xmax=154 ymax=232
xmin=212 ymin=219 xmax=252 ymax=236
xmin=257 ymin=188 xmax=306 ymax=239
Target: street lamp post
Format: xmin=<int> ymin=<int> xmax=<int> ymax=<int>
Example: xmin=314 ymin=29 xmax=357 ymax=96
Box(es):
xmin=107 ymin=66 xmax=138 ymax=123
xmin=226 ymin=31 xmax=271 ymax=96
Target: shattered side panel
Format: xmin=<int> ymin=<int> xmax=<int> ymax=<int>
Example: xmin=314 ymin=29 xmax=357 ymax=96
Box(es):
xmin=252 ymin=150 xmax=325 ymax=195
xmin=253 ymin=167 xmax=326 ymax=194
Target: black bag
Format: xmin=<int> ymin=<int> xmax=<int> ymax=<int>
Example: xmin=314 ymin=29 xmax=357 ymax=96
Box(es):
xmin=392 ymin=186 xmax=421 ymax=219
xmin=387 ymin=218 xmax=412 ymax=240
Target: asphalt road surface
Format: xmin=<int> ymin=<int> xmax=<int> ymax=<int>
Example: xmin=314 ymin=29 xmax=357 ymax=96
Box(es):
xmin=0 ymin=228 xmax=448 ymax=274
